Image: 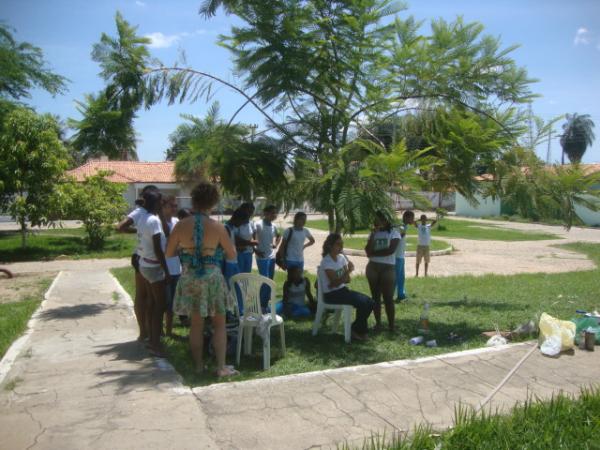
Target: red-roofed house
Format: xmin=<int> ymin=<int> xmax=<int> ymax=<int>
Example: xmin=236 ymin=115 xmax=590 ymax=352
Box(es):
xmin=67 ymin=159 xmax=191 ymax=210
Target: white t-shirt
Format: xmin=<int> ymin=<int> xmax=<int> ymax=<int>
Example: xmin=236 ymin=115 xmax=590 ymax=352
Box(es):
xmin=138 ymin=214 xmax=164 ymax=267
xmin=283 ymin=227 xmax=313 ymax=262
xmin=127 ymin=207 xmax=148 ymax=255
xmin=319 ymin=254 xmax=348 ymax=294
xmin=417 ymin=223 xmax=432 ymax=246
xmin=394 ymin=225 xmax=408 ymax=258
xmin=254 ymin=220 xmax=278 ymax=259
xmin=163 ymin=217 xmax=181 ymax=276
xmin=234 ymin=222 xmax=256 ymax=254
xmin=369 ymin=229 xmax=401 ymax=265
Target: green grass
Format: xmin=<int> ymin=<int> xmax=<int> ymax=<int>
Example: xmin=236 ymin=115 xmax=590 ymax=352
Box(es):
xmin=0 ymin=228 xmax=136 ymax=263
xmin=343 ymin=236 xmax=451 ymax=252
xmin=340 ymin=387 xmax=600 ymax=450
xmin=0 ymin=298 xmax=44 ymax=359
xmin=111 ymin=242 xmax=599 ymax=387
xmin=305 ymin=218 xmax=561 ymax=241
xmin=0 ymin=276 xmax=52 ymax=358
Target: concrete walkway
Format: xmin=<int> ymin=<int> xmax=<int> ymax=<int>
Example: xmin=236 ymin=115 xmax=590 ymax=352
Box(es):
xmin=1 ymin=268 xmax=599 ymax=449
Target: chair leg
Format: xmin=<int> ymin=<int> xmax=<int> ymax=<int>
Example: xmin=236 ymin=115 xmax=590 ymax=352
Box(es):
xmin=236 ymin=324 xmax=243 ymax=365
xmin=244 ymin=327 xmax=253 ymax=355
xmin=331 ymin=310 xmax=341 ymax=332
xmin=312 ymin=302 xmax=324 ymax=336
xmin=279 ymin=323 xmax=286 ymax=356
xmin=343 ymin=307 xmax=352 ymax=343
xmin=263 ymin=333 xmax=271 ymax=370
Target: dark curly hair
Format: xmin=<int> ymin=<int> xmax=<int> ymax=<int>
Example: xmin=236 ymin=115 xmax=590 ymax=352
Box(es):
xmin=322 ymin=233 xmax=342 ymax=256
xmin=191 ymin=182 xmax=220 ymax=211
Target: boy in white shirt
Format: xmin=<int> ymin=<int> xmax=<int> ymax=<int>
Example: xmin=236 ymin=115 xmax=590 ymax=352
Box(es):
xmin=416 ymin=214 xmax=437 ymax=277
xmin=277 ymin=211 xmax=315 ymax=272
xmin=255 ymin=205 xmax=280 ymax=308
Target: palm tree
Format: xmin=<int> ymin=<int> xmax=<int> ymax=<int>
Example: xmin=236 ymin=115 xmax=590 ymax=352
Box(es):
xmin=560 ymin=113 xmax=595 ymax=164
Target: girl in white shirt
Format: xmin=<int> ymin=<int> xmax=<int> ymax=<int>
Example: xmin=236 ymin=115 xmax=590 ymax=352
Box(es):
xmin=365 ymin=211 xmax=401 ymax=331
xmin=319 ymin=233 xmax=374 ymax=340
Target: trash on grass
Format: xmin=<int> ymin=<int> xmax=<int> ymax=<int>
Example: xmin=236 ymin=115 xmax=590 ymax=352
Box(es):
xmin=486 ymin=334 xmax=508 ymax=347
xmin=513 ymin=320 xmax=537 ymax=336
xmin=573 ymin=317 xmax=600 ymax=346
xmin=426 ymin=339 xmax=437 ymax=348
xmin=538 ymin=312 xmax=575 ymax=356
xmin=409 ymin=336 xmax=424 ymax=345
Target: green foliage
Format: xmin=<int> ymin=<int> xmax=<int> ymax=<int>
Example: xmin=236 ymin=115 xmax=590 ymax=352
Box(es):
xmin=70 ymin=12 xmax=151 ymax=161
xmin=560 ymin=113 xmax=595 ymax=164
xmin=484 ymin=147 xmax=600 ymax=229
xmin=57 ymin=173 xmax=128 ymax=250
xmin=0 ymin=298 xmax=42 ymax=359
xmin=0 ymin=24 xmax=68 ymax=102
xmin=173 ymin=103 xmax=288 ymax=201
xmin=0 ymin=107 xmax=69 ymax=247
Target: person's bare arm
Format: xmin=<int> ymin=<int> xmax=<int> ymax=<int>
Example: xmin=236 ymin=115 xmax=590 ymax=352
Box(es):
xmin=304 ymin=235 xmax=315 ymax=248
xmin=116 ymin=217 xmax=134 ymax=233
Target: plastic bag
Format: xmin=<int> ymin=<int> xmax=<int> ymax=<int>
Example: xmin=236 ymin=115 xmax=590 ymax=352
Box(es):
xmin=486 ymin=334 xmax=508 ymax=347
xmin=572 ymin=317 xmax=600 ymax=345
xmin=540 ymin=335 xmax=562 ymax=356
xmin=538 ymin=312 xmax=575 ymax=353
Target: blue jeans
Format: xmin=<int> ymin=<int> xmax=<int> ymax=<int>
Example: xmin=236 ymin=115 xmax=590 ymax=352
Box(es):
xmin=395 ymin=257 xmax=406 ymax=299
xmin=286 ymin=260 xmax=304 ymax=272
xmin=237 ymin=251 xmax=253 ymax=273
xmin=324 ymin=287 xmax=374 ymax=334
xmin=256 ymin=257 xmax=275 ymax=308
xmin=276 ymin=301 xmax=311 ymax=318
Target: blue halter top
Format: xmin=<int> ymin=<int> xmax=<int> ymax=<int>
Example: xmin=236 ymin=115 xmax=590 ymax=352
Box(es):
xmin=179 ymin=213 xmax=224 ymax=277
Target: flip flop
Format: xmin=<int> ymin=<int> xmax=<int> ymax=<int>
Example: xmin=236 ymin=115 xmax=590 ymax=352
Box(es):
xmin=216 ymin=366 xmax=240 ymax=377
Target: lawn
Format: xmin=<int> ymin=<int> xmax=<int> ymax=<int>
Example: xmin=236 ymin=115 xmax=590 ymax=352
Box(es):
xmin=0 ymin=228 xmax=136 ymax=263
xmin=343 ymin=236 xmax=451 ymax=252
xmin=111 ymin=242 xmax=598 ymax=387
xmin=0 ymin=276 xmax=53 ymax=358
xmin=305 ymin=218 xmax=561 ymax=241
xmin=342 ymin=387 xmax=600 ymax=450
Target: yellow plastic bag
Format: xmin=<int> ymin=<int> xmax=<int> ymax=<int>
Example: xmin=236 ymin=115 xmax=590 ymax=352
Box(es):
xmin=538 ymin=312 xmax=576 ymax=353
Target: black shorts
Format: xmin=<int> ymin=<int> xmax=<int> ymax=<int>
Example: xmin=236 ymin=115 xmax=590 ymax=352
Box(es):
xmin=131 ymin=253 xmax=140 ymax=273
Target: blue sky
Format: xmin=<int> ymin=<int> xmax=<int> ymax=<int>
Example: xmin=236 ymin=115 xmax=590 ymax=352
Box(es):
xmin=2 ymin=0 xmax=599 ymax=163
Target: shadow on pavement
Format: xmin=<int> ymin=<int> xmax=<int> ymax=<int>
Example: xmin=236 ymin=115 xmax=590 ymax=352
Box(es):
xmin=38 ymin=303 xmax=110 ymax=320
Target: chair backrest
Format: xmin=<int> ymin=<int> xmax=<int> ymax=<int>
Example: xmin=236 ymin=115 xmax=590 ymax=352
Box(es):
xmin=230 ymin=273 xmax=277 ymax=320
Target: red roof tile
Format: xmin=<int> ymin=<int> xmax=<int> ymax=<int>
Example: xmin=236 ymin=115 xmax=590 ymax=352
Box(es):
xmin=67 ymin=161 xmax=176 ymax=183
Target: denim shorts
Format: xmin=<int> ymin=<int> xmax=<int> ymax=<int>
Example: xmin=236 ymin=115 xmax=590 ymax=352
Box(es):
xmin=139 ymin=265 xmax=166 ymax=284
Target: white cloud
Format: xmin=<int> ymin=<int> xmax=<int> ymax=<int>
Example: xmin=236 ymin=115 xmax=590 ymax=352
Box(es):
xmin=135 ymin=0 xmax=146 ymax=6
xmin=145 ymin=32 xmax=180 ymax=49
xmin=574 ymin=27 xmax=591 ymax=45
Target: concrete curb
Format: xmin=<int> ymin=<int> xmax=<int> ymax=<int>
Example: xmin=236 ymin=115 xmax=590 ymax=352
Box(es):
xmin=344 ymin=245 xmax=454 ymax=258
xmin=0 ymin=270 xmax=63 ymax=386
xmin=192 ymin=341 xmax=534 ymax=393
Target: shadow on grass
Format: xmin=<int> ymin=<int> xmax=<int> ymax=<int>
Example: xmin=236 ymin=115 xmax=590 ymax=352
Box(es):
xmin=38 ymin=303 xmax=111 ymax=321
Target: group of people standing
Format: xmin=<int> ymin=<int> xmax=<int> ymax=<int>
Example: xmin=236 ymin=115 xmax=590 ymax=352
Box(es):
xmin=118 ymin=180 xmax=438 ymax=374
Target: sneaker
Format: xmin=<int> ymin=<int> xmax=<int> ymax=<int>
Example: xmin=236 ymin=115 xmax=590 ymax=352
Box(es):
xmin=395 ymin=296 xmax=407 ymax=304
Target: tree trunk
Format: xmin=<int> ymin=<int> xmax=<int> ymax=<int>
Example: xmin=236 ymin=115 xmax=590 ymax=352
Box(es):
xmin=327 ymin=209 xmax=335 ymax=233
xmin=20 ymin=218 xmax=27 ymax=249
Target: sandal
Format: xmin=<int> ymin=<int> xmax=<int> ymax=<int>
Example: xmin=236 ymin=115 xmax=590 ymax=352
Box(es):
xmin=216 ymin=366 xmax=240 ymax=378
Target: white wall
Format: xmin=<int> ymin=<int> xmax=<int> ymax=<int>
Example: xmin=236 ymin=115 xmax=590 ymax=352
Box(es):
xmin=455 ymin=193 xmax=501 ymax=217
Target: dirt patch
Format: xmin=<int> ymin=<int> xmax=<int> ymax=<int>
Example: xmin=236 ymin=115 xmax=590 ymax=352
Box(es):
xmin=0 ymin=272 xmax=56 ymax=304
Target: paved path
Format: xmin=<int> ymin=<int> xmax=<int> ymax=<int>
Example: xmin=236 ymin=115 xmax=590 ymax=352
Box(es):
xmin=1 ymin=269 xmax=599 ymax=449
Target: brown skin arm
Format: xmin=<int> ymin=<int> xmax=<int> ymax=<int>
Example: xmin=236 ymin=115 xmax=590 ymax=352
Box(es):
xmin=324 ymin=265 xmax=351 ymax=288
xmin=152 ymin=232 xmax=171 ymax=284
xmin=304 ymin=235 xmax=315 ymax=248
xmin=116 ymin=217 xmax=135 ymax=233
xmin=304 ymin=277 xmax=315 ymax=303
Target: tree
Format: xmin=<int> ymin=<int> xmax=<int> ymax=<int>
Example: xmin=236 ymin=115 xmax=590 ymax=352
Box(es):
xmin=0 ymin=24 xmax=68 ymax=103
xmin=560 ymin=113 xmax=595 ymax=164
xmin=70 ymin=12 xmax=151 ymax=160
xmin=0 ymin=108 xmax=69 ymax=247
xmin=173 ymin=103 xmax=288 ymax=200
xmin=57 ymin=173 xmax=128 ymax=250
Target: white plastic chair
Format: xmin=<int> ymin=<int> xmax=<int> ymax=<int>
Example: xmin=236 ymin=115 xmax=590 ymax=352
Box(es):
xmin=312 ymin=266 xmax=353 ymax=343
xmin=230 ymin=273 xmax=285 ymax=370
